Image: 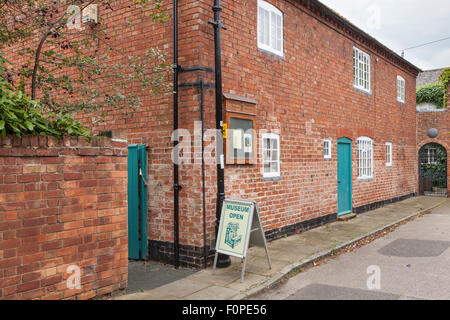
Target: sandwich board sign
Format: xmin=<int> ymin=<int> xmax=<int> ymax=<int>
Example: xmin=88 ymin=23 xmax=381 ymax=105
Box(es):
xmin=213 ymin=199 xmax=272 ymax=282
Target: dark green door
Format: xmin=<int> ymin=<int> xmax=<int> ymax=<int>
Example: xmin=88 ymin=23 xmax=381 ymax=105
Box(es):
xmin=337 ymin=138 xmax=352 ymax=216
xmin=128 ymin=145 xmax=148 ymax=260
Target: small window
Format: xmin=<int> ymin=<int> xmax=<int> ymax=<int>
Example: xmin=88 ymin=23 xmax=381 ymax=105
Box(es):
xmin=257 ymin=0 xmax=283 ymax=57
xmin=397 ymin=76 xmax=405 ymax=103
xmin=386 ymin=142 xmax=392 ymax=167
xmin=262 ymin=133 xmax=280 ymax=178
xmin=358 ymin=137 xmax=373 ymax=179
xmin=426 ymin=147 xmax=437 ymax=164
xmin=324 ymin=139 xmax=332 ymax=160
xmin=353 ymin=47 xmax=371 ymax=93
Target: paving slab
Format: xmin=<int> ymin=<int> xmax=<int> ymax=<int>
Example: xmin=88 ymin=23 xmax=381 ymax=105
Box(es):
xmin=115 ymin=196 xmax=447 ymax=300
xmin=147 ymin=279 xmax=212 ymax=299
xmin=183 ymin=286 xmax=240 ymax=300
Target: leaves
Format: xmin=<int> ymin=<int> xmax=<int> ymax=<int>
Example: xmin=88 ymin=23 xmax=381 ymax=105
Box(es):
xmin=0 ymin=0 xmax=171 ymax=120
xmin=0 ymin=75 xmax=91 ymax=138
xmin=439 ymin=68 xmax=450 ymax=108
xmin=416 ymin=82 xmax=445 ymax=108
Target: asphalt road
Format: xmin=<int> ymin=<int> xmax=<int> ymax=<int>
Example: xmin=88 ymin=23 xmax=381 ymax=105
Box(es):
xmin=251 ymin=199 xmax=450 ymax=300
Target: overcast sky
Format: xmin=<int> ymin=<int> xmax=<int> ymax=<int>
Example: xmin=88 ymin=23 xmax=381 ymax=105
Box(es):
xmin=319 ymin=0 xmax=450 ymax=71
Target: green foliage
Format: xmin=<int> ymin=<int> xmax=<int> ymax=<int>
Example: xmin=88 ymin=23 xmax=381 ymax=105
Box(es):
xmin=416 ymin=82 xmax=445 ymax=108
xmin=0 ymin=0 xmax=171 ymax=119
xmin=420 ymin=146 xmax=446 ymax=175
xmin=439 ymin=68 xmax=450 ymax=108
xmin=0 ymin=76 xmax=90 ymax=138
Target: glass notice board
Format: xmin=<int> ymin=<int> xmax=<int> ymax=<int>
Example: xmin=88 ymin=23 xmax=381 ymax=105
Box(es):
xmin=226 ymin=112 xmax=256 ymax=164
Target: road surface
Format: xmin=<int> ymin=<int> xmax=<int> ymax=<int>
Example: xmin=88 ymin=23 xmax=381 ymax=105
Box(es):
xmin=251 ymin=199 xmax=450 ymax=300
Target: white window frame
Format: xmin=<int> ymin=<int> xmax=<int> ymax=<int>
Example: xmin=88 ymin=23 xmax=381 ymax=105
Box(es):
xmin=397 ymin=76 xmax=405 ymax=103
xmin=426 ymin=147 xmax=437 ymax=164
xmin=262 ymin=133 xmax=281 ymax=178
xmin=353 ymin=47 xmax=371 ymax=93
xmin=324 ymin=139 xmax=332 ymax=160
xmin=386 ymin=142 xmax=392 ymax=167
xmin=257 ymin=0 xmax=284 ymax=57
xmin=358 ymin=136 xmax=374 ymax=179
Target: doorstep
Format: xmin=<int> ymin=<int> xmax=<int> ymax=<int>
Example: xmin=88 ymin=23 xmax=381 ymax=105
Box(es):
xmin=337 ymin=213 xmax=357 ymax=222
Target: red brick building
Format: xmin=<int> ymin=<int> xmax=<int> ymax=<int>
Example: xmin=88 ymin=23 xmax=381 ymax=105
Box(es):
xmin=4 ymin=0 xmax=423 ymax=269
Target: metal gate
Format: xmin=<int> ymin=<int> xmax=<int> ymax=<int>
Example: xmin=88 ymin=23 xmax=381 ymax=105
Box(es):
xmin=419 ymin=143 xmax=447 ymax=197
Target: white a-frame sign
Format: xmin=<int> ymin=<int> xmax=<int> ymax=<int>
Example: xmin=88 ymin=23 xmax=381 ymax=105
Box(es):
xmin=213 ymin=199 xmax=272 ymax=283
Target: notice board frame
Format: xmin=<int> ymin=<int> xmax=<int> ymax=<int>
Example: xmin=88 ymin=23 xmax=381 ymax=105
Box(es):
xmin=213 ymin=198 xmax=272 ymax=283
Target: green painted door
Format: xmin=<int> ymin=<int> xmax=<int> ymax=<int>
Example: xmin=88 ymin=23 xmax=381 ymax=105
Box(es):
xmin=337 ymin=138 xmax=352 ymax=216
xmin=128 ymin=145 xmax=148 ymax=260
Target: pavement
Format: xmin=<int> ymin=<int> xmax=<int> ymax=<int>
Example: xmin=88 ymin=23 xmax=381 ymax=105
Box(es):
xmin=251 ymin=198 xmax=450 ymax=300
xmin=115 ymin=196 xmax=447 ymax=300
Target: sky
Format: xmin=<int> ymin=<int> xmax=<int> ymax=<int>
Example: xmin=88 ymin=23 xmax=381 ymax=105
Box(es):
xmin=319 ymin=0 xmax=450 ymax=71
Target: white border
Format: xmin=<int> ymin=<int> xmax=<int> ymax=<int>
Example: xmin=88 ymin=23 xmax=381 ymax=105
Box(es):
xmin=262 ymin=132 xmax=281 ymax=178
xmin=397 ymin=76 xmax=405 ymax=103
xmin=386 ymin=142 xmax=393 ymax=167
xmin=257 ymin=0 xmax=284 ymax=57
xmin=324 ymin=139 xmax=332 ymax=160
xmin=353 ymin=46 xmax=371 ymax=94
xmin=357 ymin=136 xmax=374 ymax=179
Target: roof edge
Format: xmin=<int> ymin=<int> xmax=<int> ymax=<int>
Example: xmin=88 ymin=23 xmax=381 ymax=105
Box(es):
xmin=303 ymin=0 xmax=422 ymax=75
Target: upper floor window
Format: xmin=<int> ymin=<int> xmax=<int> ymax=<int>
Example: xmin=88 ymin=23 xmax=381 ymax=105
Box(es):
xmin=397 ymin=76 xmax=405 ymax=103
xmin=257 ymin=0 xmax=283 ymax=57
xmin=358 ymin=137 xmax=373 ymax=179
xmin=353 ymin=47 xmax=371 ymax=93
xmin=262 ymin=133 xmax=281 ymax=178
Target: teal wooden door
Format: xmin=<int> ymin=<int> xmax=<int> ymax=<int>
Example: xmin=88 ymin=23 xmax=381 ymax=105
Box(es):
xmin=128 ymin=145 xmax=148 ymax=260
xmin=337 ymin=138 xmax=352 ymax=216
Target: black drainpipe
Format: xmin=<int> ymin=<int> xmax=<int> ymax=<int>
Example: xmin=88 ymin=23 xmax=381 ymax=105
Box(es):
xmin=200 ymin=80 xmax=207 ymax=269
xmin=210 ymin=0 xmax=230 ymax=268
xmin=173 ymin=0 xmax=181 ymax=269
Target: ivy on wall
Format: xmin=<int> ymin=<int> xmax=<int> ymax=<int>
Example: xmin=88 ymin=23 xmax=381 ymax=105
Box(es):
xmin=416 ymin=82 xmax=445 ymax=108
xmin=439 ymin=68 xmax=450 ymax=108
xmin=416 ymin=68 xmax=450 ymax=109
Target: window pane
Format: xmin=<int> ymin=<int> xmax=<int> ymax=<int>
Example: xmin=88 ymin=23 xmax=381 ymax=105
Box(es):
xmin=276 ymin=14 xmax=282 ymax=51
xmin=271 ymin=138 xmax=277 ymax=150
xmin=270 ymin=161 xmax=278 ymax=172
xmin=263 ymin=138 xmax=270 ymax=150
xmin=264 ymin=10 xmax=270 ymax=45
xmin=271 ymin=12 xmax=276 ymax=48
xmin=271 ymin=150 xmax=278 ymax=161
xmin=258 ymin=7 xmax=263 ymax=43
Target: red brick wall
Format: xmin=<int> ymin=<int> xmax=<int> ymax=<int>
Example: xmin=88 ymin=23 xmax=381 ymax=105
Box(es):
xmin=0 ymin=135 xmax=128 ymax=300
xmin=416 ymin=110 xmax=450 ymax=196
xmin=2 ymin=0 xmax=421 ymax=268
xmin=198 ymin=0 xmax=419 ymax=232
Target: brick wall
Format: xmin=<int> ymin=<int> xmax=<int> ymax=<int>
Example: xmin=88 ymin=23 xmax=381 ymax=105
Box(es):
xmin=199 ymin=0 xmax=419 ymax=240
xmin=416 ymin=110 xmax=450 ymax=196
xmin=144 ymin=0 xmax=420 ymax=265
xmin=0 ymin=135 xmax=128 ymax=299
xmin=2 ymin=0 xmax=421 ymax=269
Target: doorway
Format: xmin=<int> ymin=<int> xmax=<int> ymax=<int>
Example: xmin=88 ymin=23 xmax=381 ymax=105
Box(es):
xmin=337 ymin=138 xmax=353 ymax=215
xmin=419 ymin=143 xmax=447 ymax=197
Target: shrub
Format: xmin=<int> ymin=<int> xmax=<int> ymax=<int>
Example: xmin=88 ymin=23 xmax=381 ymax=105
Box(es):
xmin=0 ymin=76 xmax=91 ymax=138
xmin=439 ymin=68 xmax=450 ymax=108
xmin=416 ymin=82 xmax=445 ymax=108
